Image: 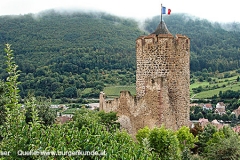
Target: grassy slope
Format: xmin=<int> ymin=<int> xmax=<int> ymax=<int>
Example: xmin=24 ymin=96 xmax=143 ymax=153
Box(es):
xmin=194 ymin=83 xmax=240 ymax=99
xmin=103 ymin=86 xmax=136 ymax=97
xmin=192 ymin=75 xmax=240 ymax=99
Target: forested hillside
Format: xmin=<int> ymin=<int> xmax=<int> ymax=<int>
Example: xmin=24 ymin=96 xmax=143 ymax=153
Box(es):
xmin=0 ymin=10 xmax=142 ymax=99
xmin=0 ymin=10 xmax=239 ymax=99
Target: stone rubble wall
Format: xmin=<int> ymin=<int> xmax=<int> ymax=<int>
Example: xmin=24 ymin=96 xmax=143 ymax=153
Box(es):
xmin=100 ymin=77 xmax=171 ymax=135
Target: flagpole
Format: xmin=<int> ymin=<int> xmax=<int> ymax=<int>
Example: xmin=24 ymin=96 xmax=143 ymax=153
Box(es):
xmin=161 ymin=3 xmax=163 ymax=29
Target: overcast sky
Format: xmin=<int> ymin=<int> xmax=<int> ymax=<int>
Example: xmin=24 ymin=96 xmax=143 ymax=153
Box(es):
xmin=0 ymin=0 xmax=239 ymax=23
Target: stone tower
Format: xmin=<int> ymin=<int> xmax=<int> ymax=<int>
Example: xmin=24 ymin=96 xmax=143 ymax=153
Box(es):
xmin=135 ymin=21 xmax=190 ymax=130
xmin=100 ymin=20 xmax=190 ymax=134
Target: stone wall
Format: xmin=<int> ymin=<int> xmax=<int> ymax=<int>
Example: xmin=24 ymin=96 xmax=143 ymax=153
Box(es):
xmin=100 ymin=33 xmax=190 ymax=135
xmin=100 ymin=77 xmax=172 ymax=135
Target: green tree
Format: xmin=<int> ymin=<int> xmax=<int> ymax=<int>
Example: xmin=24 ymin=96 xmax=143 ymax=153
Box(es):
xmin=194 ymin=106 xmax=202 ymax=114
xmin=237 ymin=76 xmax=240 ymax=82
xmin=136 ymin=126 xmax=151 ymax=145
xmin=25 ymin=97 xmax=56 ymax=125
xmin=204 ymin=127 xmax=240 ymax=160
xmin=97 ymin=111 xmax=120 ymax=132
xmin=0 ymin=44 xmax=28 ymax=158
xmin=196 ymin=112 xmax=204 ymax=119
xmin=207 ymin=77 xmax=212 ymax=82
xmin=149 ymin=125 xmax=181 ymax=160
xmin=64 ymin=86 xmax=77 ymax=98
xmin=206 ymin=112 xmax=214 ymax=121
xmin=221 ymin=114 xmax=229 ymax=122
xmin=190 ymin=113 xmax=197 ymax=120
xmin=197 ymin=124 xmax=217 ymax=154
xmin=190 ymin=123 xmax=203 ymax=137
xmin=0 ymin=80 xmax=8 ymax=126
xmin=176 ymin=126 xmax=198 ymax=152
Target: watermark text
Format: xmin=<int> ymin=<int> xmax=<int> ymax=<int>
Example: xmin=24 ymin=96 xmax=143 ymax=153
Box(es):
xmin=17 ymin=150 xmax=106 ymax=156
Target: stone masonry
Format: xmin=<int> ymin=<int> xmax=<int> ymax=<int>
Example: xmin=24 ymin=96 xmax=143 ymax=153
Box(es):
xmin=99 ymin=21 xmax=190 ymax=135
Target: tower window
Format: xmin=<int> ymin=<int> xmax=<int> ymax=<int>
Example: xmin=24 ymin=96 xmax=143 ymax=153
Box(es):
xmin=151 ymin=79 xmax=155 ymax=84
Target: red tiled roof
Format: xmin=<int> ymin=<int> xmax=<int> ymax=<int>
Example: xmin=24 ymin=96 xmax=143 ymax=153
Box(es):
xmin=199 ymin=118 xmax=209 ymax=123
xmin=205 ymin=103 xmax=212 ymax=108
xmin=233 ymin=126 xmax=240 ymax=133
xmin=56 ymin=116 xmax=72 ymax=124
xmin=198 ymin=118 xmax=209 ymax=127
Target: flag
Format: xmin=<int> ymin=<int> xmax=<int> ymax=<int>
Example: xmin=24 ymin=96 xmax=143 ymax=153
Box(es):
xmin=162 ymin=6 xmax=171 ymax=15
xmin=168 ymin=9 xmax=171 ymax=15
xmin=162 ymin=6 xmax=166 ymax=14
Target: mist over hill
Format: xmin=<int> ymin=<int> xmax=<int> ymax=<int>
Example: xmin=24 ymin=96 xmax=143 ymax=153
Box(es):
xmin=0 ymin=10 xmax=239 ymax=99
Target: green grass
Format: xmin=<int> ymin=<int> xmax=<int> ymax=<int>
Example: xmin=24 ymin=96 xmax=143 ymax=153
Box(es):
xmin=62 ymin=108 xmax=79 ymax=114
xmin=192 ymin=75 xmax=240 ymax=99
xmin=103 ymin=86 xmax=136 ymax=97
xmin=190 ymin=76 xmax=239 ymax=89
xmin=194 ymin=83 xmax=240 ymax=99
xmin=220 ymin=75 xmax=239 ymax=81
xmin=82 ymin=88 xmax=92 ymax=94
xmin=190 ymin=81 xmax=209 ymax=96
xmin=190 ymin=81 xmax=209 ymax=89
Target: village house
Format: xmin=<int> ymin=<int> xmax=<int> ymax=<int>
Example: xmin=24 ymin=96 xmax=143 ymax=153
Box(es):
xmin=55 ymin=116 xmax=72 ymax=124
xmin=233 ymin=106 xmax=240 ymax=118
xmin=192 ymin=118 xmax=226 ymax=130
xmin=215 ymin=102 xmax=226 ymax=115
xmin=211 ymin=119 xmax=225 ymax=129
xmin=198 ymin=118 xmax=209 ymax=127
xmin=233 ymin=125 xmax=240 ymax=133
xmin=50 ymin=104 xmax=68 ymax=110
xmin=86 ymin=103 xmax=99 ymax=110
xmin=202 ymin=103 xmax=212 ymax=110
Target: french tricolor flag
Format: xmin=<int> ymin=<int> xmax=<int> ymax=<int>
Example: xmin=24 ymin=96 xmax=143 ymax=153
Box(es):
xmin=162 ymin=6 xmax=171 ymax=15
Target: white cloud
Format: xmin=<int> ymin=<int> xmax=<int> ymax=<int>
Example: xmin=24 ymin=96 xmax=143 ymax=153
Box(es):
xmin=0 ymin=0 xmax=239 ymax=23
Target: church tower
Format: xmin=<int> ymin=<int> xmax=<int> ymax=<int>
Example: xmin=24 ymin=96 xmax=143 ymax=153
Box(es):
xmin=135 ymin=20 xmax=190 ymax=129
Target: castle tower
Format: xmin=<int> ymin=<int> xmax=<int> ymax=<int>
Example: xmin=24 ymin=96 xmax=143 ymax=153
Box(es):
xmin=136 ymin=20 xmax=190 ymax=129
xmin=100 ymin=18 xmax=190 ymax=134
